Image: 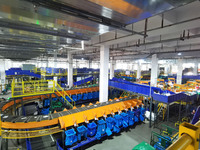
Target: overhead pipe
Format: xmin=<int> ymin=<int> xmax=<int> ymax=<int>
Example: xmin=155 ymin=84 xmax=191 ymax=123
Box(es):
xmin=74 ymin=47 xmax=200 ymax=60
xmin=74 ymin=43 xmax=200 ymax=57
xmin=91 ymin=16 xmax=200 ymax=46
xmin=110 ymin=33 xmax=200 ymax=51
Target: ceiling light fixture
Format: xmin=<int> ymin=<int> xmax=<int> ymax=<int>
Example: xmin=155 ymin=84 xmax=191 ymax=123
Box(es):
xmin=177 ymin=53 xmax=182 ymax=56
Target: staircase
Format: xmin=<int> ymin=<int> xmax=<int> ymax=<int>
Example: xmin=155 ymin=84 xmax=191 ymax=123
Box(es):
xmin=157 ymin=103 xmax=167 ymax=121
xmin=54 ymin=82 xmax=75 ymax=109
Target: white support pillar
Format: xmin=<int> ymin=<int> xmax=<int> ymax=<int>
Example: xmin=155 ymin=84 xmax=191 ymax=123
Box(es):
xmin=36 ymin=58 xmax=39 ymax=68
xmin=99 ymin=45 xmax=109 ymax=103
xmin=193 ymin=62 xmax=198 ymax=75
xmin=67 ymin=51 xmax=73 ymax=88
xmin=110 ymin=58 xmax=115 ymax=79
xmin=150 ymin=54 xmax=158 ymax=86
xmin=136 ymin=62 xmax=141 ymax=80
xmin=88 ymin=60 xmax=92 ymax=68
xmin=177 ymin=59 xmax=183 ymax=84
xmin=164 ymin=65 xmax=169 ymax=75
xmin=131 ymin=64 xmax=135 ymax=71
xmin=169 ymin=64 xmax=172 ymax=74
xmin=46 ymin=56 xmax=48 ymax=68
xmin=54 ymin=51 xmax=57 ymax=68
xmin=0 ymin=59 xmax=6 ymax=90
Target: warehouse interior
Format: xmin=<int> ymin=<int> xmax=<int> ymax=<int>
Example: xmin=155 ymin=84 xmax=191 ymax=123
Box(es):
xmin=0 ymin=0 xmax=200 ymax=150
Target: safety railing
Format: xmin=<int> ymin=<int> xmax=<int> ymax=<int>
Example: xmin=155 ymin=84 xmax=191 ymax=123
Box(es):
xmin=11 ymin=79 xmax=55 ymax=97
xmin=11 ymin=79 xmax=75 ymax=108
xmin=30 ymin=67 xmax=78 ymax=77
xmin=55 ymin=82 xmax=75 ymax=107
xmin=1 ymin=126 xmax=62 ymax=139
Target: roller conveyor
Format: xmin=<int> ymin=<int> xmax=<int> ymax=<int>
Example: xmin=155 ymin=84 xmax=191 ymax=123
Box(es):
xmin=0 ymin=85 xmax=143 ymax=141
xmin=0 ymin=97 xmax=143 ymax=139
xmin=1 ymin=96 xmax=141 ymax=130
xmin=1 ymin=87 xmax=99 ymax=123
xmin=29 ymin=115 xmax=42 ymax=122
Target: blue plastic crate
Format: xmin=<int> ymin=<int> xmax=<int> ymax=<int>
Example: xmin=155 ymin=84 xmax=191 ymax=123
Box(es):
xmin=127 ymin=111 xmax=135 ymax=126
xmin=66 ymin=96 xmax=72 ymax=102
xmin=88 ymin=93 xmax=93 ymax=100
xmin=71 ymin=95 xmax=78 ymax=102
xmin=82 ymin=93 xmax=88 ymax=100
xmin=91 ymin=92 xmax=95 ymax=99
xmin=87 ymin=122 xmax=97 ymax=137
xmin=93 ymin=92 xmax=97 ymax=99
xmin=97 ymin=119 xmax=106 ymax=135
xmin=106 ymin=117 xmax=115 ymax=130
xmin=77 ymin=125 xmax=87 ymax=141
xmin=114 ymin=114 xmax=123 ymax=127
xmin=40 ymin=107 xmax=50 ymax=115
xmin=139 ymin=107 xmax=145 ymax=121
xmin=44 ymin=99 xmax=50 ymax=107
xmin=77 ymin=94 xmax=82 ymax=101
xmin=52 ymin=98 xmax=57 ymax=101
xmin=65 ymin=129 xmax=77 ymax=146
xmin=133 ymin=109 xmax=140 ymax=122
xmin=120 ymin=112 xmax=129 ymax=128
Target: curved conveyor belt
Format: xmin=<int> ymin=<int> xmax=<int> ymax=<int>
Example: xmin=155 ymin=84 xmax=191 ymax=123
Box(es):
xmin=0 ymin=87 xmax=142 ymax=139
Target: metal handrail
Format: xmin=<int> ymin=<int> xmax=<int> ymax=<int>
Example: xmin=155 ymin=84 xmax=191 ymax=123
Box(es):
xmin=54 ymin=86 xmax=73 ymax=108
xmin=56 ymin=82 xmax=75 ymax=106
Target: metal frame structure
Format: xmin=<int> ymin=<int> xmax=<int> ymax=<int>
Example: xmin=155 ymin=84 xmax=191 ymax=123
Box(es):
xmin=167 ymin=120 xmax=200 ymax=150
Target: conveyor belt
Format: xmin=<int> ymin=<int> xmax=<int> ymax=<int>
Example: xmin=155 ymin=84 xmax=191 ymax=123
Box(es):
xmin=1 ymin=97 xmax=142 ymax=130
xmin=0 ymin=87 xmax=99 ymax=128
xmin=58 ymin=98 xmax=142 ymax=129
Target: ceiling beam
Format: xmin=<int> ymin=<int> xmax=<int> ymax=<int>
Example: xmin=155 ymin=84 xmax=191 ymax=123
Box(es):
xmin=24 ymin=0 xmax=144 ymax=36
xmin=0 ymin=19 xmax=90 ymax=40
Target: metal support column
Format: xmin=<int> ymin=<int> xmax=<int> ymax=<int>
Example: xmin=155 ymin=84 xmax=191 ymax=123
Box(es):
xmin=110 ymin=57 xmax=115 ymax=80
xmin=177 ymin=59 xmax=183 ymax=84
xmin=154 ymin=101 xmax=158 ymax=127
xmin=62 ymin=130 xmax=65 ymax=150
xmin=67 ymin=51 xmax=73 ymax=89
xmin=49 ymin=94 xmax=52 ymax=113
xmin=13 ymin=98 xmax=16 ymax=116
xmin=167 ymin=104 xmax=170 ymax=122
xmin=5 ymin=139 xmax=8 ymax=150
xmin=136 ymin=61 xmax=141 ymax=80
xmin=150 ymin=54 xmax=158 ymax=86
xmin=149 ymin=97 xmax=153 ymax=128
xmin=99 ymin=45 xmax=109 ymax=103
xmin=179 ymin=102 xmax=181 ymax=122
xmin=21 ymin=98 xmax=24 ymax=116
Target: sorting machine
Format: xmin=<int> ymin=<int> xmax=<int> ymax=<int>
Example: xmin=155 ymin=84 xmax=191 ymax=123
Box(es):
xmin=58 ymin=98 xmax=145 ymax=150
